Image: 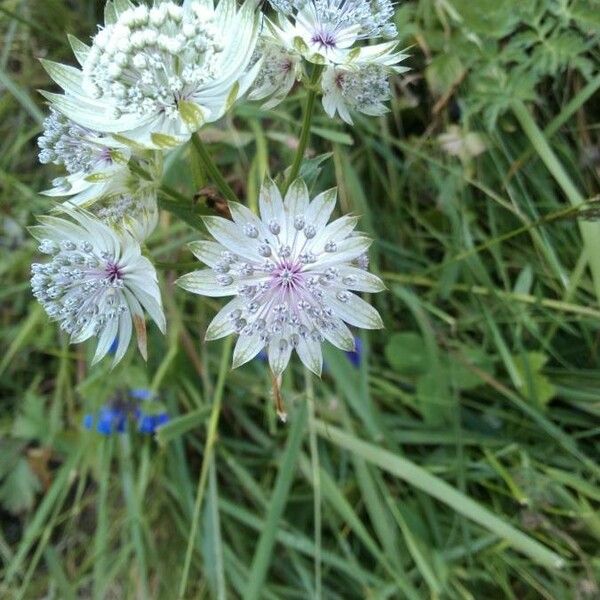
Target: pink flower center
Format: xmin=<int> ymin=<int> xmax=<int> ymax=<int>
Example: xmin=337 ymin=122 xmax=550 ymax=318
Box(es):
xmin=272 ymin=260 xmax=303 ymax=289
xmin=105 ymin=261 xmax=124 ymax=283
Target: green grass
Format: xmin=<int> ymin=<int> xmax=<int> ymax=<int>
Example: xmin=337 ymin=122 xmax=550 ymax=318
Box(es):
xmin=1 ymin=1 xmax=600 ymax=598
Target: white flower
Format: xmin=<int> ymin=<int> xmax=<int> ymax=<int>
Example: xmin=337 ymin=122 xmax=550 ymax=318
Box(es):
xmin=30 ymin=210 xmax=166 ymax=365
xmin=41 ymin=0 xmax=261 ymax=149
xmin=267 ymin=0 xmax=401 ymax=66
xmin=322 ymin=62 xmax=407 ymax=124
xmin=38 ymin=108 xmax=130 ymax=202
xmin=248 ymin=40 xmax=302 ymax=108
xmin=177 ymin=178 xmax=384 ymax=376
xmin=83 ymin=187 xmax=159 ymax=243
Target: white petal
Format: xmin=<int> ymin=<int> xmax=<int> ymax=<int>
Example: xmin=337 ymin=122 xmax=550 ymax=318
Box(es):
xmin=328 ymin=292 xmax=384 ymax=330
xmin=295 ymin=335 xmax=323 ymax=376
xmin=268 ymin=336 xmax=293 ymax=376
xmin=283 ymin=179 xmax=310 ymax=236
xmin=309 ymin=215 xmax=358 ymax=253
xmin=177 ymin=269 xmax=236 ymax=297
xmin=92 ymin=317 xmax=119 ymax=365
xmin=188 ymin=240 xmax=227 ymax=268
xmin=112 ymin=311 xmax=133 ymax=366
xmin=205 ymin=297 xmax=245 ymax=340
xmin=227 ymin=201 xmax=271 ymax=242
xmin=232 ymin=334 xmax=264 ymax=368
xmin=259 ymin=179 xmax=285 ymax=226
xmin=323 ymin=319 xmax=355 ymax=352
xmin=337 ymin=266 xmax=386 ymax=293
xmin=203 ymin=216 xmax=262 ymax=261
xmin=308 ymin=236 xmax=372 ymax=270
xmin=305 ymin=188 xmax=337 ymax=231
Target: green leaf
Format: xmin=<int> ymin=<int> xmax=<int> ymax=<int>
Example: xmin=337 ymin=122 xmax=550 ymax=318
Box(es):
xmin=156 ymin=407 xmax=211 ymax=447
xmin=385 ymin=332 xmax=429 ymax=375
xmin=416 ymin=369 xmax=452 ymax=426
xmin=0 ymin=458 xmax=41 ymax=514
xmin=513 ymin=352 xmax=557 ymax=408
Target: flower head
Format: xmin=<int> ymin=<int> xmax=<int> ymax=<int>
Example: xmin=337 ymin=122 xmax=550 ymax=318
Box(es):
xmin=248 ymin=40 xmax=302 ymax=108
xmin=268 ymin=0 xmax=399 ymax=65
xmin=42 ymin=0 xmax=261 ymax=148
xmin=178 ymin=179 xmax=384 ymax=376
xmin=30 ymin=210 xmax=165 ymax=365
xmin=38 ymin=108 xmax=130 ymax=201
xmin=83 ymin=390 xmax=169 ymax=435
xmin=322 ymin=62 xmax=406 ymax=123
xmin=86 ymin=186 xmax=159 ymax=242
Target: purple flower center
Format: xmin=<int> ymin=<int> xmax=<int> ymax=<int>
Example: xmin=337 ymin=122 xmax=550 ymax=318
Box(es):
xmin=105 ymin=261 xmax=124 ymax=282
xmin=311 ymin=30 xmax=337 ymax=50
xmin=272 ymin=260 xmax=303 ymax=289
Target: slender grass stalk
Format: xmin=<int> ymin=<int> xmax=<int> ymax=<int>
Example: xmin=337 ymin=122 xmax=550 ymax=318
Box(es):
xmin=283 ymin=65 xmax=324 ymax=194
xmin=244 ymin=401 xmax=308 ymax=600
xmin=512 ymin=99 xmax=600 ymax=303
xmin=178 ymin=336 xmax=233 ymax=600
xmin=305 ymin=369 xmax=321 ymax=600
xmin=119 ymin=434 xmax=149 ymax=598
xmin=190 ymin=134 xmax=239 ymax=204
xmin=93 ymin=437 xmax=114 ymax=600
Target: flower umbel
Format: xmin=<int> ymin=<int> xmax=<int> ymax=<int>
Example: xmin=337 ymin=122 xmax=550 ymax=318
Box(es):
xmin=178 ymin=178 xmax=384 ymax=376
xmin=30 ymin=210 xmax=166 ymax=365
xmin=268 ymin=0 xmax=399 ymax=65
xmin=41 ymin=0 xmax=261 ymax=148
xmin=322 ymin=63 xmax=404 ymax=124
xmin=38 ymin=108 xmax=130 ymax=201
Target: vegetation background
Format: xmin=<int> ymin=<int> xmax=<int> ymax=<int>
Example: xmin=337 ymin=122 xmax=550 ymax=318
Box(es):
xmin=1 ymin=0 xmax=599 ymax=598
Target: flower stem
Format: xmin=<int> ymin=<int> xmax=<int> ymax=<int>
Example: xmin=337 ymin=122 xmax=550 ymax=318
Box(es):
xmin=305 ymin=367 xmax=322 ymax=600
xmin=283 ymin=64 xmax=324 ymax=195
xmin=190 ymin=134 xmax=239 ymax=204
xmin=178 ymin=336 xmax=233 ymax=599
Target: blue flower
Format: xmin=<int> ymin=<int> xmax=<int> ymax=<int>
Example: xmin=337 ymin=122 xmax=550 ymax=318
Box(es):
xmin=83 ymin=390 xmax=169 ymax=436
xmin=83 ymin=405 xmax=127 ymax=436
xmin=130 ymin=388 xmax=153 ymax=400
xmin=137 ymin=411 xmax=169 ymax=434
xmin=345 ymin=337 xmax=363 ymax=368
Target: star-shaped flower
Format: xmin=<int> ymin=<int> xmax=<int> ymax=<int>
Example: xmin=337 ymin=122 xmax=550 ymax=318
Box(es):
xmin=30 ymin=209 xmax=165 ymax=365
xmin=178 ymin=178 xmax=384 ymax=376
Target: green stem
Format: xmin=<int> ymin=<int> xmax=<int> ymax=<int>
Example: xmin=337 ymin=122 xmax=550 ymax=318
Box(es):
xmin=190 ymin=134 xmax=239 ymax=204
xmin=512 ymin=99 xmax=600 ymax=304
xmin=178 ymin=336 xmax=233 ymax=600
xmin=283 ymin=65 xmax=324 ymax=194
xmin=305 ymin=368 xmax=322 ymax=600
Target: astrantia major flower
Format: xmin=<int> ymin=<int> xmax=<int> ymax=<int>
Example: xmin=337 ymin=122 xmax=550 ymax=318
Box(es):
xmin=321 ymin=62 xmax=407 ymax=124
xmin=177 ymin=178 xmax=384 ymax=376
xmin=41 ymin=0 xmax=261 ymax=149
xmin=248 ymin=40 xmax=302 ymax=109
xmin=30 ymin=210 xmax=165 ymax=365
xmin=89 ymin=189 xmax=159 ymax=242
xmin=267 ymin=0 xmax=400 ymax=66
xmin=38 ymin=108 xmax=130 ymax=202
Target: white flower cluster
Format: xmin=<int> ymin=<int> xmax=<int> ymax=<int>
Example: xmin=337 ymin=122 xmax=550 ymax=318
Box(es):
xmin=33 ymin=0 xmax=389 ymax=375
xmin=42 ymin=0 xmax=260 ymax=148
xmin=247 ymin=0 xmax=409 ymax=123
